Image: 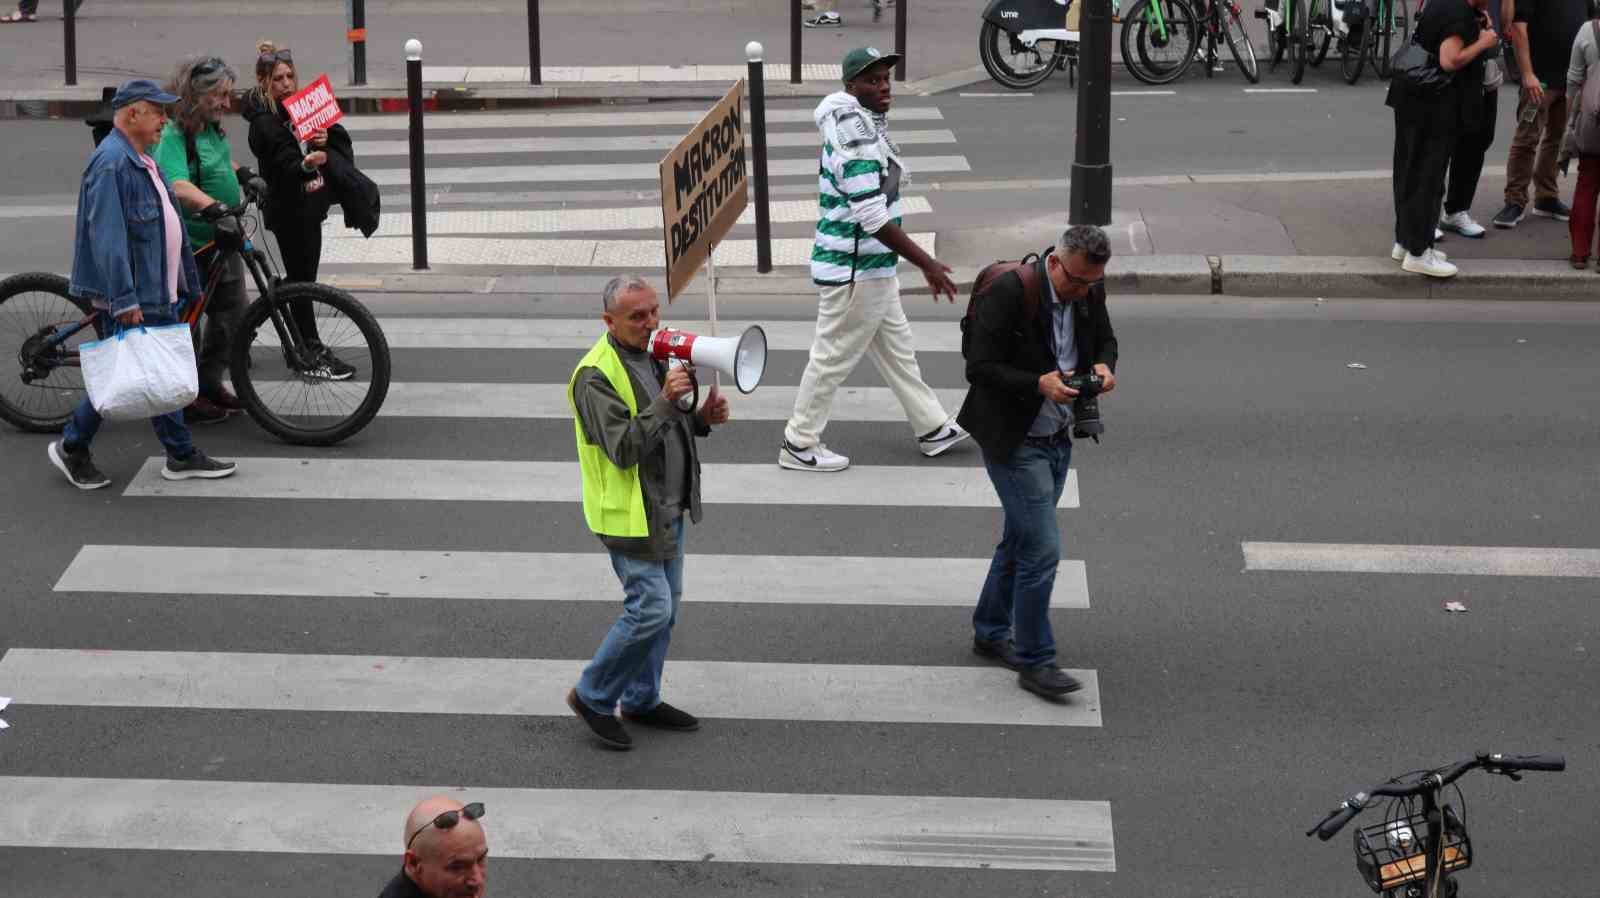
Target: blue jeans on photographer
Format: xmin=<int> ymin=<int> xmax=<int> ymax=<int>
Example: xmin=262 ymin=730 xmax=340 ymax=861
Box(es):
xmin=575 ymin=517 xmax=685 ymax=715
xmin=973 ymin=435 xmax=1072 ymax=669
xmin=62 ymin=309 xmax=194 ymax=460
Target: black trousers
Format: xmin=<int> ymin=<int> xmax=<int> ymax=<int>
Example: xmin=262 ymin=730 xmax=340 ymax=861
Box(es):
xmin=1393 ymin=111 xmax=1456 ymax=257
xmin=1443 ymin=91 xmax=1499 ymax=216
xmin=271 ymin=221 xmax=325 ymax=345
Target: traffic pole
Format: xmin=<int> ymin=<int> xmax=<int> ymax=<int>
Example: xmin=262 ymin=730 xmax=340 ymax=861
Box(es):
xmin=405 ymin=39 xmax=429 ymax=270
xmin=349 ymin=0 xmax=368 ymax=86
xmin=63 ymin=0 xmax=77 ymax=86
xmin=528 ymin=0 xmax=542 ymax=85
xmin=894 ymin=0 xmax=908 ymax=81
xmin=1069 ymin=0 xmax=1113 ymax=224
xmin=790 ymin=0 xmax=802 ymax=84
xmin=746 ymin=41 xmax=773 ymax=274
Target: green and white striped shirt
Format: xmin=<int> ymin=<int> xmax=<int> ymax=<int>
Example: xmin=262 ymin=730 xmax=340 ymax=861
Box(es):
xmin=811 ymin=92 xmax=905 ymax=286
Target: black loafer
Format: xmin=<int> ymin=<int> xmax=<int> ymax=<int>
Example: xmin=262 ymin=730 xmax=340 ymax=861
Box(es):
xmin=621 ymin=701 xmax=700 ymax=732
xmin=566 ymin=689 xmax=632 ymax=750
xmin=972 ymin=637 xmax=1024 ymax=671
xmin=1018 ymin=665 xmax=1084 ymax=699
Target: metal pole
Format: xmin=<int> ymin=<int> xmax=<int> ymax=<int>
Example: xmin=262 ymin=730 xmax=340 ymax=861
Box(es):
xmin=350 ymin=0 xmax=367 ymax=86
xmin=63 ymin=0 xmax=77 ymax=87
xmin=405 ymin=39 xmax=429 ymax=270
xmin=894 ymin=0 xmax=908 ymax=81
xmin=746 ymin=42 xmax=773 ymax=274
xmin=790 ymin=0 xmax=802 ymax=84
xmin=528 ymin=0 xmax=542 ymax=85
xmin=1069 ymin=0 xmax=1113 ymax=224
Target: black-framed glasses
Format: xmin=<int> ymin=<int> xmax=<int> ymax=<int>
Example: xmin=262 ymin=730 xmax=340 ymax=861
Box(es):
xmin=258 ymin=48 xmax=293 ymax=66
xmin=1062 ymin=270 xmax=1104 ymax=289
xmin=406 ymin=802 xmax=486 ymax=850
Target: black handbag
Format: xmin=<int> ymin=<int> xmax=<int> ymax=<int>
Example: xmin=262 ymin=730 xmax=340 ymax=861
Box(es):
xmin=1391 ymin=40 xmax=1455 ymax=95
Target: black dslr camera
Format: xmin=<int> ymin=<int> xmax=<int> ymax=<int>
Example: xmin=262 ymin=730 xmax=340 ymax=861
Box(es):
xmin=1064 ymin=372 xmax=1105 ymax=442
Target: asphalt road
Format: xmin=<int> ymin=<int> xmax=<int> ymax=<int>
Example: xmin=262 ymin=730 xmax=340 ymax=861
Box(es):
xmin=1 ymin=292 xmax=1597 ymax=897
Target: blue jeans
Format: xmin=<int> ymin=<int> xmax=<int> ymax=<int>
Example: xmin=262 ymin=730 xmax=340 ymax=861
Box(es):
xmin=973 ymin=437 xmax=1072 ymax=668
xmin=576 ymin=518 xmax=685 ymax=715
xmin=62 ymin=310 xmax=194 ymax=460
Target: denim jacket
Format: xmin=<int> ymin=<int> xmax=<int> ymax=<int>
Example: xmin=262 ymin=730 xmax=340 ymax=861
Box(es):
xmin=70 ymin=127 xmax=201 ymax=317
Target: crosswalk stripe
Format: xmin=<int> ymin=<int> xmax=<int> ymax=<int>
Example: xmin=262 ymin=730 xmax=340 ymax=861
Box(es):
xmin=122 ymin=458 xmax=1081 ymax=508
xmin=291 ymin=319 xmax=965 ymax=353
xmin=0 ymin=649 xmax=1102 ymax=727
xmin=339 ymin=107 xmax=947 ymax=133
xmin=252 ymin=382 xmax=967 ymax=422
xmin=0 ymin=776 xmax=1116 ymax=870
xmin=323 ymin=196 xmax=934 ymax=238
xmin=355 ymin=130 xmax=958 ymax=158
xmin=54 ymin=546 xmax=1092 ymax=610
xmin=318 ymin=233 xmax=935 ymax=268
xmin=363 ymin=156 xmax=972 ymax=186
xmin=1243 ymin=542 xmax=1600 ymax=577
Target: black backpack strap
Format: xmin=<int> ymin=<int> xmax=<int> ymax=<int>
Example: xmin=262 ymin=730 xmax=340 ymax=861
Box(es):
xmin=184 ymin=128 xmax=201 ymax=184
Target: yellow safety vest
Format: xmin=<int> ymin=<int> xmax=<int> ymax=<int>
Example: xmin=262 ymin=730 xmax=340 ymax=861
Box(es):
xmin=568 ymin=335 xmax=649 ymax=537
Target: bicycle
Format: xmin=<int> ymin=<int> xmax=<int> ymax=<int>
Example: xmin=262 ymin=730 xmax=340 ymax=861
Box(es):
xmin=1307 ymin=751 xmax=1566 ymax=898
xmin=1261 ymin=0 xmax=1332 ymax=83
xmin=1119 ymin=0 xmax=1203 ymax=85
xmin=1192 ymin=0 xmax=1261 ymax=83
xmin=1363 ymin=0 xmax=1410 ymax=80
xmin=0 ymin=196 xmax=391 ymax=446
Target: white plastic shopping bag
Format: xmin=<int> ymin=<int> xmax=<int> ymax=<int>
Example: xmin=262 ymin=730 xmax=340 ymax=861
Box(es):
xmin=79 ymin=322 xmax=198 ymax=420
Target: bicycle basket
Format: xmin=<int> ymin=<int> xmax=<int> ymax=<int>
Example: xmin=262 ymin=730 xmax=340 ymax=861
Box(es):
xmin=1353 ymin=810 xmax=1471 ymax=893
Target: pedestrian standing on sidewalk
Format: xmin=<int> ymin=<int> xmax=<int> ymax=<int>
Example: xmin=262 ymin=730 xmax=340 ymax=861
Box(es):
xmin=1559 ymin=8 xmax=1600 ymax=267
xmin=1387 ymin=0 xmax=1500 ymax=277
xmin=0 ymin=0 xmax=80 ymax=23
xmin=780 ymin=47 xmax=970 ymax=473
xmin=565 ymin=275 xmax=729 ymax=751
xmin=47 ymin=79 xmax=237 ymax=490
xmin=1438 ymin=4 xmax=1505 ymax=240
xmin=1492 ymin=0 xmax=1591 ymax=228
xmin=957 ymin=225 xmax=1118 ymax=701
xmin=381 ymin=797 xmax=487 ymax=898
xmin=155 ymin=55 xmax=266 ymax=424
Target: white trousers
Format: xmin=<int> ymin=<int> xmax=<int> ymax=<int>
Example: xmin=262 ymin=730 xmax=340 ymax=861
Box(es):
xmin=784 ymin=275 xmax=949 ymax=448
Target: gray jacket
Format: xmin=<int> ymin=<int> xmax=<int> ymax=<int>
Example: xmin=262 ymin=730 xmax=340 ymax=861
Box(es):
xmin=1565 ymin=18 xmax=1600 ymax=159
xmin=572 ymin=335 xmax=708 ymax=560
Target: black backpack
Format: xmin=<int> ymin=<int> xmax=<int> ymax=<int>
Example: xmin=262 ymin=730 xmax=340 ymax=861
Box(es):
xmin=959 ymin=249 xmax=1047 ymax=358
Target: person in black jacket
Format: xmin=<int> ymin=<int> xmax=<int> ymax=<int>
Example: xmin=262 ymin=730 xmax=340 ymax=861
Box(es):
xmin=242 ymin=41 xmax=356 ymax=379
xmin=956 ymin=225 xmax=1118 ymax=701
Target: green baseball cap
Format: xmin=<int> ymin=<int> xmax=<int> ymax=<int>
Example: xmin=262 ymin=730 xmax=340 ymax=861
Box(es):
xmin=841 ymin=46 xmax=901 ymax=82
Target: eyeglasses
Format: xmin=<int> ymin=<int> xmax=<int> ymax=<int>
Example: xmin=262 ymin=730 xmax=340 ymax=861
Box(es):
xmin=406 ymin=802 xmax=486 ymax=851
xmin=191 ymin=57 xmax=227 ymax=80
xmin=1062 ymin=270 xmax=1104 ymax=289
xmin=258 ymin=48 xmax=293 ymax=66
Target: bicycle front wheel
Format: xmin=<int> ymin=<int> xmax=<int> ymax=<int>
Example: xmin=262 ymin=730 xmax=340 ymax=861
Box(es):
xmin=1342 ymin=23 xmax=1367 ymax=83
xmin=230 ymin=282 xmax=391 ymax=446
xmin=0 ymin=272 xmax=93 ymax=433
xmin=1121 ymin=0 xmax=1201 ymax=85
xmin=979 ymin=21 xmax=1064 ymax=90
xmin=1222 ymin=1 xmax=1260 ymax=82
xmin=1289 ymin=0 xmax=1308 ymax=83
xmin=1372 ymin=0 xmax=1407 ymax=78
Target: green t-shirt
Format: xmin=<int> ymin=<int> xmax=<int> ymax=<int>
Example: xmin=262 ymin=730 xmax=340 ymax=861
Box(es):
xmin=153 ymin=121 xmax=241 ymax=249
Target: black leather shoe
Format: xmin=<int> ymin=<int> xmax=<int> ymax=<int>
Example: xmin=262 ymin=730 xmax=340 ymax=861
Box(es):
xmin=566 ymin=689 xmax=632 ymax=750
xmin=1018 ymin=665 xmax=1084 ymax=699
xmin=972 ymin=637 xmax=1024 ymax=671
xmin=621 ymin=701 xmax=700 ymax=731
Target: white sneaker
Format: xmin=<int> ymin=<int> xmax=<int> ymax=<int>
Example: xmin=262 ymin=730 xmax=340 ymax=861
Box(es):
xmin=779 ymin=440 xmax=850 ymax=472
xmin=803 ymin=11 xmax=841 ymax=26
xmin=917 ymin=420 xmax=971 ymax=457
xmin=1439 ymin=211 xmax=1486 ymax=238
xmin=1401 ymin=248 xmax=1458 ymax=278
xmin=1392 ymin=243 xmax=1447 ymax=262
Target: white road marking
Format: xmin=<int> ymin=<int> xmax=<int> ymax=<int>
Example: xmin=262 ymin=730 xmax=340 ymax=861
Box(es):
xmin=0 ymin=777 xmax=1116 ymax=870
xmin=122 ymin=458 xmax=1081 ymax=508
xmin=1243 ymin=542 xmax=1600 ymax=578
xmin=958 ymin=91 xmax=1033 ymax=97
xmin=362 ymin=156 xmax=971 ymax=186
xmin=318 ymin=233 xmax=935 ymax=268
xmin=1110 ymin=90 xmax=1177 ymax=95
xmin=0 ymin=649 xmax=1102 ymax=727
xmin=54 ymin=545 xmax=1092 ymax=609
xmin=338 ymin=106 xmax=946 ymax=132
xmin=1243 ymin=87 xmax=1318 ymax=93
xmin=354 ymin=130 xmax=957 ymax=157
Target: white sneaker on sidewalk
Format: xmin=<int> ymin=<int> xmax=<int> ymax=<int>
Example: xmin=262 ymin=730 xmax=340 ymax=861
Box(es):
xmin=917 ymin=420 xmax=971 ymax=457
xmin=1401 ymin=248 xmax=1458 ymax=278
xmin=1439 ymin=210 xmax=1486 ymax=238
xmin=1392 ymin=243 xmax=1447 ymax=262
xmin=779 ymin=440 xmax=850 ymax=472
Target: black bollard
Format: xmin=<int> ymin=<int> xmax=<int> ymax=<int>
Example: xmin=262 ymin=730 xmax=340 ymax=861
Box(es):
xmin=405 ymin=39 xmax=429 ymax=270
xmin=1069 ymin=0 xmax=1113 ymax=224
xmin=790 ymin=0 xmax=802 ymax=84
xmin=351 ymin=0 xmax=367 ymax=86
xmin=528 ymin=0 xmax=542 ymax=85
xmin=894 ymin=0 xmax=907 ymax=81
xmin=63 ymin=0 xmax=77 ymax=87
xmin=746 ymin=42 xmax=773 ymax=273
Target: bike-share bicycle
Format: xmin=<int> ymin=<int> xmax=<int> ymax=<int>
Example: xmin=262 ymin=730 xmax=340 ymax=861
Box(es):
xmin=0 ymin=194 xmax=390 ymax=446
xmin=979 ymin=0 xmax=1205 ymax=88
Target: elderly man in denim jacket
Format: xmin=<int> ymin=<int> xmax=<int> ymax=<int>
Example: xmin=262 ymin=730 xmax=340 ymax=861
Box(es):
xmin=46 ymin=79 xmax=237 ymax=490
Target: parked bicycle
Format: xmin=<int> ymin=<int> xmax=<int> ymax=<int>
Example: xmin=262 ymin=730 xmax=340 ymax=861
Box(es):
xmin=1191 ymin=0 xmax=1261 ymax=83
xmin=0 ymin=196 xmax=391 ymax=446
xmin=978 ymin=0 xmax=1200 ymax=89
xmin=1307 ymin=751 xmax=1566 ymax=898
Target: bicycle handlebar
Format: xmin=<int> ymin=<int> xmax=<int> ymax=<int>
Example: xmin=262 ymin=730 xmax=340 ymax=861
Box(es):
xmin=1306 ymin=752 xmax=1566 ymax=840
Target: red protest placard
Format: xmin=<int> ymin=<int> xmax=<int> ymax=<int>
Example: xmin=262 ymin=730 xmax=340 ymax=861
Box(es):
xmin=282 ymin=74 xmax=343 ymax=142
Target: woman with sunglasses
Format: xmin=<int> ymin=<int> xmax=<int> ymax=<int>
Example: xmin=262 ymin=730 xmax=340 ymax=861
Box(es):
xmin=242 ymin=41 xmax=356 ymax=379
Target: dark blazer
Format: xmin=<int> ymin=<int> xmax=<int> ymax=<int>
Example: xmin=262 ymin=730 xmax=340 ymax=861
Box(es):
xmin=956 ymin=258 xmax=1118 ymax=464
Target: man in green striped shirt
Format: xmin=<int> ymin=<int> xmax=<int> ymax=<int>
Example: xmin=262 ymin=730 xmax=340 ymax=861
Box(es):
xmin=780 ymin=47 xmax=969 ymax=473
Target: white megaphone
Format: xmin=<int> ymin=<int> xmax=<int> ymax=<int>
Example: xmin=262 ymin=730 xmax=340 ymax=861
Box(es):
xmin=649 ymin=326 xmax=767 ymax=412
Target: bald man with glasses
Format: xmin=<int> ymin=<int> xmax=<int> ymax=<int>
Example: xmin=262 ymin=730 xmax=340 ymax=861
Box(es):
xmin=380 ymin=797 xmax=488 ymax=898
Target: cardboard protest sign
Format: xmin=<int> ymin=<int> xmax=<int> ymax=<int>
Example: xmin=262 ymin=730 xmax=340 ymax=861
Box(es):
xmin=282 ymin=74 xmax=343 ymax=142
xmin=659 ymin=80 xmax=748 ymax=301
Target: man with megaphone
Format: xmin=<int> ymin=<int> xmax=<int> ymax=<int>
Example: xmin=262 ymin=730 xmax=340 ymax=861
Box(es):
xmin=564 ymin=275 xmax=730 ymax=751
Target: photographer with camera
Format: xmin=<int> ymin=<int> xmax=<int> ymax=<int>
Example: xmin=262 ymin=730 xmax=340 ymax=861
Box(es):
xmin=956 ymin=226 xmax=1117 ymax=700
